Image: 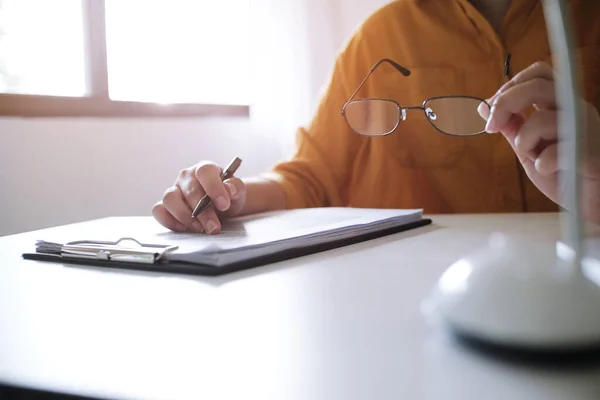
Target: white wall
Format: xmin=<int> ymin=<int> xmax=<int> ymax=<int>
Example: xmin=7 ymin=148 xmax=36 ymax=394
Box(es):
xmin=0 ymin=0 xmax=393 ymax=236
xmin=0 ymin=116 xmax=283 ymax=235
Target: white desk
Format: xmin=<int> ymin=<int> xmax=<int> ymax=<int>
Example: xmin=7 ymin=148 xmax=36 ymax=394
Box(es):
xmin=1 ymin=213 xmax=600 ymax=400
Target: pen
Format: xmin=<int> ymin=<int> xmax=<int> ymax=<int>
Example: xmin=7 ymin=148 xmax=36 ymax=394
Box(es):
xmin=191 ymin=157 xmax=243 ymax=218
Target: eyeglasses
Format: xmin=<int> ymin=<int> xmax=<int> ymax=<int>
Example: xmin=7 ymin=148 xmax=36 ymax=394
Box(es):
xmin=340 ymin=55 xmax=511 ymax=137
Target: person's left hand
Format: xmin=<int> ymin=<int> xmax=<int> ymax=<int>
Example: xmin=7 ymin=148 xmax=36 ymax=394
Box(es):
xmin=478 ymin=61 xmax=600 ymax=224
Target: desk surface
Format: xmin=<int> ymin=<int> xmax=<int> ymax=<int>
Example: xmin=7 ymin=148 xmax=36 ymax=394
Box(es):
xmin=1 ymin=213 xmax=600 ymax=400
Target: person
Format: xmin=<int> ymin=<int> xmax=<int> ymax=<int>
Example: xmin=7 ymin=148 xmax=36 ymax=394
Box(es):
xmin=153 ymin=0 xmax=600 ymax=234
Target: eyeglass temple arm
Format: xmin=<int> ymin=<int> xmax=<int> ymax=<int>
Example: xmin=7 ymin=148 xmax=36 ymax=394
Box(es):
xmin=344 ymin=58 xmax=412 ymax=105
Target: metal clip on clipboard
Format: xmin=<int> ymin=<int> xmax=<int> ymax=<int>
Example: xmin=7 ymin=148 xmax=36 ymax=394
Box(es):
xmin=35 ymin=237 xmax=179 ymax=264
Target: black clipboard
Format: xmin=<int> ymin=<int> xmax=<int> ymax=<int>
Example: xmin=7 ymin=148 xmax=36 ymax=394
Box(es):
xmin=22 ymin=218 xmax=432 ymax=276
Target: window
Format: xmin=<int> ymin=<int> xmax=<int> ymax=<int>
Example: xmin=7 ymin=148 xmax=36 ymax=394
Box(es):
xmin=0 ymin=0 xmax=250 ymax=117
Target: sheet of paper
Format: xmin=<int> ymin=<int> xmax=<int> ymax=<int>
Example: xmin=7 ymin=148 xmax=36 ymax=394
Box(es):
xmin=158 ymin=208 xmax=421 ymax=265
xmin=152 ymin=208 xmax=421 ymax=256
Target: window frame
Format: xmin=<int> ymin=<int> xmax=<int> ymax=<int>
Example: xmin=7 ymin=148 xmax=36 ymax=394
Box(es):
xmin=0 ymin=0 xmax=249 ymax=118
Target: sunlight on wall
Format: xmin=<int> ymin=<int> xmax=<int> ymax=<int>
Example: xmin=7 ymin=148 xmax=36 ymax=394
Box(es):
xmin=0 ymin=0 xmax=86 ymax=96
xmin=104 ymin=0 xmax=250 ymax=106
xmin=0 ymin=0 xmax=250 ymax=105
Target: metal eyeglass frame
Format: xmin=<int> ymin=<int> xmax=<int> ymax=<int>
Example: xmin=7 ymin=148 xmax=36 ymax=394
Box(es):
xmin=340 ymin=56 xmax=511 ymax=137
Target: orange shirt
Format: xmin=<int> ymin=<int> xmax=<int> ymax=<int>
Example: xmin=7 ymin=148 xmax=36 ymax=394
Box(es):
xmin=269 ymin=0 xmax=600 ymax=214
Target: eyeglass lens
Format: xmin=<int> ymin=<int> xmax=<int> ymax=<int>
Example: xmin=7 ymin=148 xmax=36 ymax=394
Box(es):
xmin=424 ymin=97 xmax=489 ymax=136
xmin=344 ymin=99 xmax=400 ymax=136
xmin=345 ymin=97 xmax=490 ymax=136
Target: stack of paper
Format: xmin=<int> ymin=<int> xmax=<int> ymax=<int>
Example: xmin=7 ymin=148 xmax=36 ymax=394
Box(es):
xmin=150 ymin=207 xmax=425 ymax=267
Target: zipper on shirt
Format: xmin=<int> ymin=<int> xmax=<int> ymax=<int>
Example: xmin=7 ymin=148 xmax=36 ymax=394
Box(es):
xmin=501 ymin=53 xmax=512 ymax=85
xmin=502 ymin=52 xmax=528 ymax=212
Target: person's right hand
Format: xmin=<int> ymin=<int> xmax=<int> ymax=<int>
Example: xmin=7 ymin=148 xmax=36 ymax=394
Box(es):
xmin=152 ymin=161 xmax=247 ymax=234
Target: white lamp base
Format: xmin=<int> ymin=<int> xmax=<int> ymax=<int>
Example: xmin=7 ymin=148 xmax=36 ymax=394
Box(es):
xmin=423 ymin=233 xmax=600 ymax=352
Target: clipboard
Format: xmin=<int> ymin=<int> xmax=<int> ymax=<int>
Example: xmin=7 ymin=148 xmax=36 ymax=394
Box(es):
xmin=32 ymin=237 xmax=179 ymax=264
xmin=21 ymin=218 xmax=433 ymax=276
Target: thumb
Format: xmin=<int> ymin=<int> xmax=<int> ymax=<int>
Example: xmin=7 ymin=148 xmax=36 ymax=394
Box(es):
xmin=477 ymin=101 xmax=491 ymax=121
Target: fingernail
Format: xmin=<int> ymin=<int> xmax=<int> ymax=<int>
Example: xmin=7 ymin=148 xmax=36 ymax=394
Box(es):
xmin=215 ymin=196 xmax=229 ymax=211
xmin=206 ymin=219 xmax=218 ymax=234
xmin=477 ymin=101 xmax=489 ymax=120
xmin=192 ymin=220 xmax=204 ymax=232
xmin=226 ymin=182 xmax=237 ymax=197
xmin=485 ymin=107 xmax=498 ymax=133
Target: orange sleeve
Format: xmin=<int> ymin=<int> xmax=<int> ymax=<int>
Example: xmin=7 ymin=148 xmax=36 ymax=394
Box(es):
xmin=264 ymin=29 xmax=370 ymax=209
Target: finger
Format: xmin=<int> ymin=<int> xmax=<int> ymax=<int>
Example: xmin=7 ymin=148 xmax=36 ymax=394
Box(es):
xmin=477 ymin=100 xmax=492 ymax=121
xmin=176 ymin=181 xmax=209 ymax=233
xmin=486 ymin=78 xmax=556 ymax=133
xmin=488 ymin=62 xmax=555 ymax=105
xmin=505 ymin=134 xmax=538 ymax=180
xmin=194 ymin=162 xmax=231 ymax=212
xmin=152 ymin=201 xmax=187 ymax=232
xmin=500 ymin=113 xmax=527 ymax=140
xmin=193 ymin=178 xmax=246 ymax=234
xmin=535 ymin=143 xmax=559 ymax=175
xmin=162 ymin=186 xmax=204 ymax=232
xmin=177 ymin=177 xmax=207 ymax=224
xmin=195 ymin=207 xmax=222 ymax=235
xmin=176 ymin=168 xmax=207 ymax=211
xmin=222 ymin=177 xmax=247 ymax=216
xmin=499 ymin=113 xmax=535 ymax=169
xmin=513 ymin=110 xmax=558 ymax=158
